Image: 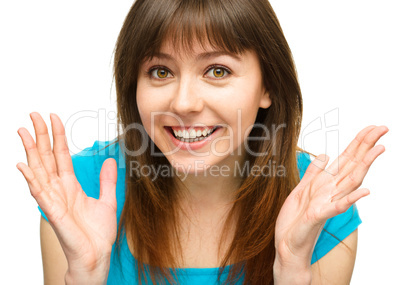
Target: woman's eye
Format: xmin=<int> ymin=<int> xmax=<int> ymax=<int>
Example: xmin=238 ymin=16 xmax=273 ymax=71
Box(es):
xmin=149 ymin=67 xmax=172 ymax=79
xmin=147 ymin=66 xmax=231 ymax=80
xmin=205 ymin=66 xmax=231 ymax=79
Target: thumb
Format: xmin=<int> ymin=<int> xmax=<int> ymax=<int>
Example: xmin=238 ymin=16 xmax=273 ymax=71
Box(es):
xmin=99 ymin=158 xmax=117 ymax=211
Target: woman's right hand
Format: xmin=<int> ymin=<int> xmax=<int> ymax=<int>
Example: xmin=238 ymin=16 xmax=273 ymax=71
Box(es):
xmin=17 ymin=112 xmax=117 ymax=284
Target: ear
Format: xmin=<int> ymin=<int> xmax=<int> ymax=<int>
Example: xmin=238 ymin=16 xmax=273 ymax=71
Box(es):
xmin=259 ymin=89 xmax=272 ymax=109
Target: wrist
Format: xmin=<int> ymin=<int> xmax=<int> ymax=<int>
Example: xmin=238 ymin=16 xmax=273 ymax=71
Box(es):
xmin=273 ymin=255 xmax=312 ymax=285
xmin=65 ymin=268 xmax=109 ymax=285
xmin=65 ymin=256 xmax=111 ymax=285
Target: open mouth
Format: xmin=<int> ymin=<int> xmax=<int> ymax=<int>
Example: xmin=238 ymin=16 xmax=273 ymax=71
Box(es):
xmin=165 ymin=126 xmax=222 ymax=143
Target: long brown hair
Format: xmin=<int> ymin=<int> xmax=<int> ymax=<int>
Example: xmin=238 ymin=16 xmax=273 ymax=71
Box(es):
xmin=113 ymin=0 xmax=306 ymax=284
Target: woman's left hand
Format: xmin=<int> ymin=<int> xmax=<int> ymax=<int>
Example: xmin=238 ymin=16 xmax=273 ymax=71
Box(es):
xmin=273 ymin=125 xmax=388 ymax=279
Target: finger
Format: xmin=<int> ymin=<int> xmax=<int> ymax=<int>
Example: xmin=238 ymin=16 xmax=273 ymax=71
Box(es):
xmin=30 ymin=112 xmax=58 ymax=179
xmin=352 ymin=126 xmax=388 ymax=162
xmin=16 ymin=162 xmax=52 ymax=213
xmin=333 ymin=144 xmax=385 ymax=200
xmin=99 ymin=158 xmax=117 ymax=211
xmin=334 ymin=126 xmax=388 ymax=182
xmin=326 ymin=125 xmax=377 ymax=176
xmin=17 ymin=127 xmax=50 ymax=186
xmin=323 ymin=188 xmax=370 ymax=218
xmin=50 ymin=113 xmax=75 ymax=177
xmin=327 ymin=125 xmax=388 ymax=177
xmin=304 ymin=154 xmax=330 ymax=179
xmin=296 ymin=154 xmax=330 ymax=190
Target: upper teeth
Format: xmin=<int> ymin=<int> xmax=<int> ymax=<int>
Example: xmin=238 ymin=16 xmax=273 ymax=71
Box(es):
xmin=173 ymin=128 xmax=214 ymax=138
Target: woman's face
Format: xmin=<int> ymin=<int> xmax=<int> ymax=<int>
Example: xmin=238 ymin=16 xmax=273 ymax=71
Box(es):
xmin=136 ymin=40 xmax=271 ymax=174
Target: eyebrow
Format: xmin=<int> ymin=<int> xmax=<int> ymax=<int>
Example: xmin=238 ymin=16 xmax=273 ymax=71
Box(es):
xmin=151 ymin=51 xmax=242 ymax=62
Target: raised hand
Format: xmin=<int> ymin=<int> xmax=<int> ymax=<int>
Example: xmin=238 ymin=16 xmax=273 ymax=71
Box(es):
xmin=17 ymin=112 xmax=117 ymax=282
xmin=274 ymin=125 xmax=388 ymax=270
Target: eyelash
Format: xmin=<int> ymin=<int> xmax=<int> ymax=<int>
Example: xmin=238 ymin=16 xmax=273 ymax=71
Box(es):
xmin=145 ymin=64 xmax=232 ymax=80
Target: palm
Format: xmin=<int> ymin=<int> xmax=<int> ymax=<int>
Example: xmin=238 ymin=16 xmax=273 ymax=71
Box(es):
xmin=49 ymin=177 xmax=117 ymax=268
xmin=275 ymin=125 xmax=388 ymax=260
xmin=17 ymin=112 xmax=117 ymax=270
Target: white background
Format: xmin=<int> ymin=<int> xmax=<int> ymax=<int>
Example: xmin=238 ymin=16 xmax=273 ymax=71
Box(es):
xmin=2 ymin=0 xmax=401 ymax=284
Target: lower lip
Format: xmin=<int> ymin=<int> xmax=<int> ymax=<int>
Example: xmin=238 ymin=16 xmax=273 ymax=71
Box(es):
xmin=165 ymin=127 xmax=223 ymax=151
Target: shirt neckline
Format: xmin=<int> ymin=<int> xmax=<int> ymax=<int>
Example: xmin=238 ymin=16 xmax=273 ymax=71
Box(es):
xmin=119 ymin=233 xmax=238 ymax=276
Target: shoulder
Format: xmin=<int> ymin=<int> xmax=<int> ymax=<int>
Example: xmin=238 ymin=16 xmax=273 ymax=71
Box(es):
xmin=311 ymin=229 xmax=358 ymax=284
xmin=296 ymin=151 xmax=313 ymax=179
xmin=71 ymin=139 xmax=127 ymax=223
xmin=70 ymin=139 xmax=123 ymax=198
xmin=71 ymin=139 xmax=121 ymax=168
xmin=312 ymin=203 xmax=361 ymax=264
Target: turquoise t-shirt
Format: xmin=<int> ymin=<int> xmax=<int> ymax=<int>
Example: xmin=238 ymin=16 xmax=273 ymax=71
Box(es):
xmin=39 ymin=140 xmax=362 ymax=284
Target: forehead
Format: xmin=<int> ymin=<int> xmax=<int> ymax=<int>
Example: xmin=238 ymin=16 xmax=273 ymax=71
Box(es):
xmin=145 ymin=36 xmax=246 ymax=63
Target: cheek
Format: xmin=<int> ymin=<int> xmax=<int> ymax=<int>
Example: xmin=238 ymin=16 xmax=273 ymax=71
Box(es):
xmin=221 ymin=88 xmax=261 ymax=126
xmin=136 ymin=85 xmax=171 ymax=143
xmin=136 ymin=100 xmax=157 ymax=142
xmin=232 ymin=94 xmax=262 ymax=139
xmin=136 ymin=95 xmax=149 ymax=127
xmin=136 ymin=84 xmax=164 ymax=124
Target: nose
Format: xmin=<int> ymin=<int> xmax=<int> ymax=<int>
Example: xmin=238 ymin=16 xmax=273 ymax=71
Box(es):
xmin=169 ymin=75 xmax=204 ymax=116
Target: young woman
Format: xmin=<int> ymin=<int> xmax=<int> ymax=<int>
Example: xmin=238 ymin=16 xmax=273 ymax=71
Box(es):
xmin=17 ymin=0 xmax=388 ymax=284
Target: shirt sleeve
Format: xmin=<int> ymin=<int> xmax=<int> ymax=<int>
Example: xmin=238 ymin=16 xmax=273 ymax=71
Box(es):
xmin=296 ymin=152 xmax=362 ymax=265
xmin=38 ymin=141 xmax=104 ymax=222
